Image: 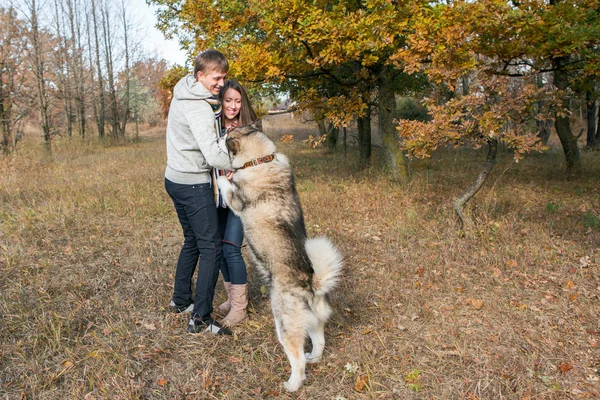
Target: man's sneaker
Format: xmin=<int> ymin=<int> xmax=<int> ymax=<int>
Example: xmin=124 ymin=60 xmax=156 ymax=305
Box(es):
xmin=169 ymin=300 xmax=194 ymax=313
xmin=187 ymin=317 xmax=232 ymax=336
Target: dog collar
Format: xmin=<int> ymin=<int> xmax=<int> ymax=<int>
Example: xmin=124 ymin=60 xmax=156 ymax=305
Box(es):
xmin=239 ymin=154 xmax=276 ymax=170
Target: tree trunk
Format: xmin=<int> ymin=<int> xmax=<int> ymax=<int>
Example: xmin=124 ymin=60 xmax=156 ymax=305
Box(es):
xmin=119 ymin=0 xmax=130 ymax=137
xmin=85 ymin=6 xmax=99 ymax=138
xmin=0 ymin=6 xmax=26 ymax=154
xmin=596 ymin=102 xmax=600 ymax=148
xmin=317 ymin=118 xmax=326 ymax=137
xmin=91 ymin=0 xmax=105 ymax=139
xmin=67 ymin=0 xmax=86 ymax=138
xmin=52 ymin=0 xmax=73 ymax=138
xmin=536 ymin=119 xmax=551 ymax=146
xmin=552 ymin=56 xmax=582 ymax=176
xmin=357 ymin=107 xmax=371 ymax=167
xmin=378 ymin=66 xmax=409 ymax=182
xmin=585 ymin=89 xmax=597 ymax=148
xmin=534 ymin=73 xmax=551 ymax=145
xmin=27 ymin=0 xmax=53 ymax=149
xmin=326 ymin=125 xmax=338 ymax=152
xmin=453 ymin=139 xmax=498 ymax=229
xmin=586 ymin=90 xmax=597 ymax=148
xmin=102 ymin=3 xmax=119 ymax=139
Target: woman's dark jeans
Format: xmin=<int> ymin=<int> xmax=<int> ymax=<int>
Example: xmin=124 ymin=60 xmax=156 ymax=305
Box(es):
xmin=217 ymin=207 xmax=247 ymax=284
xmin=165 ymin=178 xmax=222 ymax=321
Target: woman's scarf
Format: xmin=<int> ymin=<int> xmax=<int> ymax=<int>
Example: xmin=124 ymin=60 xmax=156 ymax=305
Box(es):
xmin=205 ymin=97 xmax=227 ymax=208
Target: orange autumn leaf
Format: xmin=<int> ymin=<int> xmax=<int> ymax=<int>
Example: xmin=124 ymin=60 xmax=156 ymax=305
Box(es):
xmin=559 ymin=363 xmax=573 ymax=373
xmin=355 ymin=374 xmax=369 ymax=392
xmin=565 ymin=280 xmax=576 ymax=290
xmin=157 ymin=377 xmax=167 ymax=387
xmin=468 ymin=298 xmax=484 ymax=310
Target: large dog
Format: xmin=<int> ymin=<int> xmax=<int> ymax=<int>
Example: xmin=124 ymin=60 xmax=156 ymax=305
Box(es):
xmin=216 ymin=122 xmax=343 ymax=392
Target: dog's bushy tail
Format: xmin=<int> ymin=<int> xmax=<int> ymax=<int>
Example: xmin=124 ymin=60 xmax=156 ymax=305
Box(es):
xmin=305 ymin=237 xmax=343 ymax=297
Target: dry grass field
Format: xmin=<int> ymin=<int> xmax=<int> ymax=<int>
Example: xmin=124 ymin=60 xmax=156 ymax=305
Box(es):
xmin=1 ymin=126 xmax=599 ymax=399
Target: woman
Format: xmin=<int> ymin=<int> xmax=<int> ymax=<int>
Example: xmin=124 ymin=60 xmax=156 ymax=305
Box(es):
xmin=216 ymin=79 xmax=258 ymax=326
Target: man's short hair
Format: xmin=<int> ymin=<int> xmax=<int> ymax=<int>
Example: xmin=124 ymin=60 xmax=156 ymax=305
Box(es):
xmin=194 ymin=50 xmax=229 ymax=77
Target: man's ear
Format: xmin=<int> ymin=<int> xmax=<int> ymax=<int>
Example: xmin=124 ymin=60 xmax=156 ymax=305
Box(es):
xmin=226 ymin=137 xmax=240 ymax=156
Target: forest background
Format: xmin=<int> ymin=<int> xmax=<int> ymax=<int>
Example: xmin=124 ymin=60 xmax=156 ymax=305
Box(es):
xmin=1 ymin=0 xmax=599 ymax=398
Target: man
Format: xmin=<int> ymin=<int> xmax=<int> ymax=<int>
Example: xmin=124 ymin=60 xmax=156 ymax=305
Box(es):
xmin=164 ymin=50 xmax=232 ymax=335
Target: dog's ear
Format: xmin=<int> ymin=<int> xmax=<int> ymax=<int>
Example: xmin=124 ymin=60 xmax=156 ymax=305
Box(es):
xmin=226 ymin=137 xmax=240 ymax=156
xmin=249 ymin=118 xmax=262 ymax=132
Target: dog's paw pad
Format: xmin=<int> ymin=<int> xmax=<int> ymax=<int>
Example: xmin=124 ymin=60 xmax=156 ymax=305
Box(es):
xmin=305 ymin=353 xmax=321 ymax=364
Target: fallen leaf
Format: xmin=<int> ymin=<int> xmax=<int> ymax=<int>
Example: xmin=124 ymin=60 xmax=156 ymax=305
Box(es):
xmin=157 ymin=377 xmax=167 ymax=387
xmin=143 ymin=322 xmax=156 ymax=331
xmin=570 ymin=293 xmax=579 ymax=302
xmin=565 ymin=280 xmax=576 ymax=290
xmin=355 ymin=374 xmax=369 ymax=392
xmin=468 ymin=298 xmax=484 ymax=310
xmin=559 ymin=363 xmax=573 ymax=373
xmin=466 ymin=391 xmax=480 ymax=400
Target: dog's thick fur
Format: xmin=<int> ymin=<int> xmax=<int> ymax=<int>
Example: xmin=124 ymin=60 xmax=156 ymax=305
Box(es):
xmin=216 ymin=122 xmax=343 ymax=392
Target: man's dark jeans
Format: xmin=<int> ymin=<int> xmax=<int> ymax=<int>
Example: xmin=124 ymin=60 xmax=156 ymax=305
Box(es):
xmin=165 ymin=178 xmax=222 ymax=321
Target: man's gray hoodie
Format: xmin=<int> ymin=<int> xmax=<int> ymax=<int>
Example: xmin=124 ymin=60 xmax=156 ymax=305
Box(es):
xmin=165 ymin=74 xmax=231 ymax=185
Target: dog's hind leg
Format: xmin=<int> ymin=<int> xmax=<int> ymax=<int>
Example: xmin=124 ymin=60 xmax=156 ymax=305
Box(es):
xmin=274 ymin=316 xmax=306 ymax=392
xmin=305 ymin=320 xmax=325 ymax=364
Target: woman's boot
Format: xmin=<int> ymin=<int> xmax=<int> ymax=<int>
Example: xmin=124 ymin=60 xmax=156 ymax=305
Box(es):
xmin=222 ymin=283 xmax=248 ymax=327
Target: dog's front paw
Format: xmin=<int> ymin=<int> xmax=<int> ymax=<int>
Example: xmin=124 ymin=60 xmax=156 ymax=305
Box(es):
xmin=283 ymin=378 xmax=304 ymax=392
xmin=216 ymin=175 xmax=231 ymax=192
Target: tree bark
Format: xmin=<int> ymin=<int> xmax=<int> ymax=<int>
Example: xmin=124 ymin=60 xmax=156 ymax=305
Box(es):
xmin=534 ymin=73 xmax=551 ymax=145
xmin=453 ymin=139 xmax=498 ymax=229
xmin=27 ymin=0 xmax=53 ymax=149
xmin=67 ymin=0 xmax=86 ymax=138
xmin=91 ymin=0 xmax=105 ymax=138
xmin=52 ymin=0 xmax=74 ymax=138
xmin=378 ymin=66 xmax=409 ymax=182
xmin=119 ymin=0 xmax=130 ymax=137
xmin=102 ymin=3 xmax=119 ymax=138
xmin=85 ymin=5 xmax=99 ymax=138
xmin=596 ymin=102 xmax=600 ymax=148
xmin=552 ymin=56 xmax=581 ymax=176
xmin=326 ymin=125 xmax=338 ymax=152
xmin=0 ymin=7 xmax=26 ymax=153
xmin=357 ymin=106 xmax=372 ymax=167
xmin=586 ymin=90 xmax=597 ymax=148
